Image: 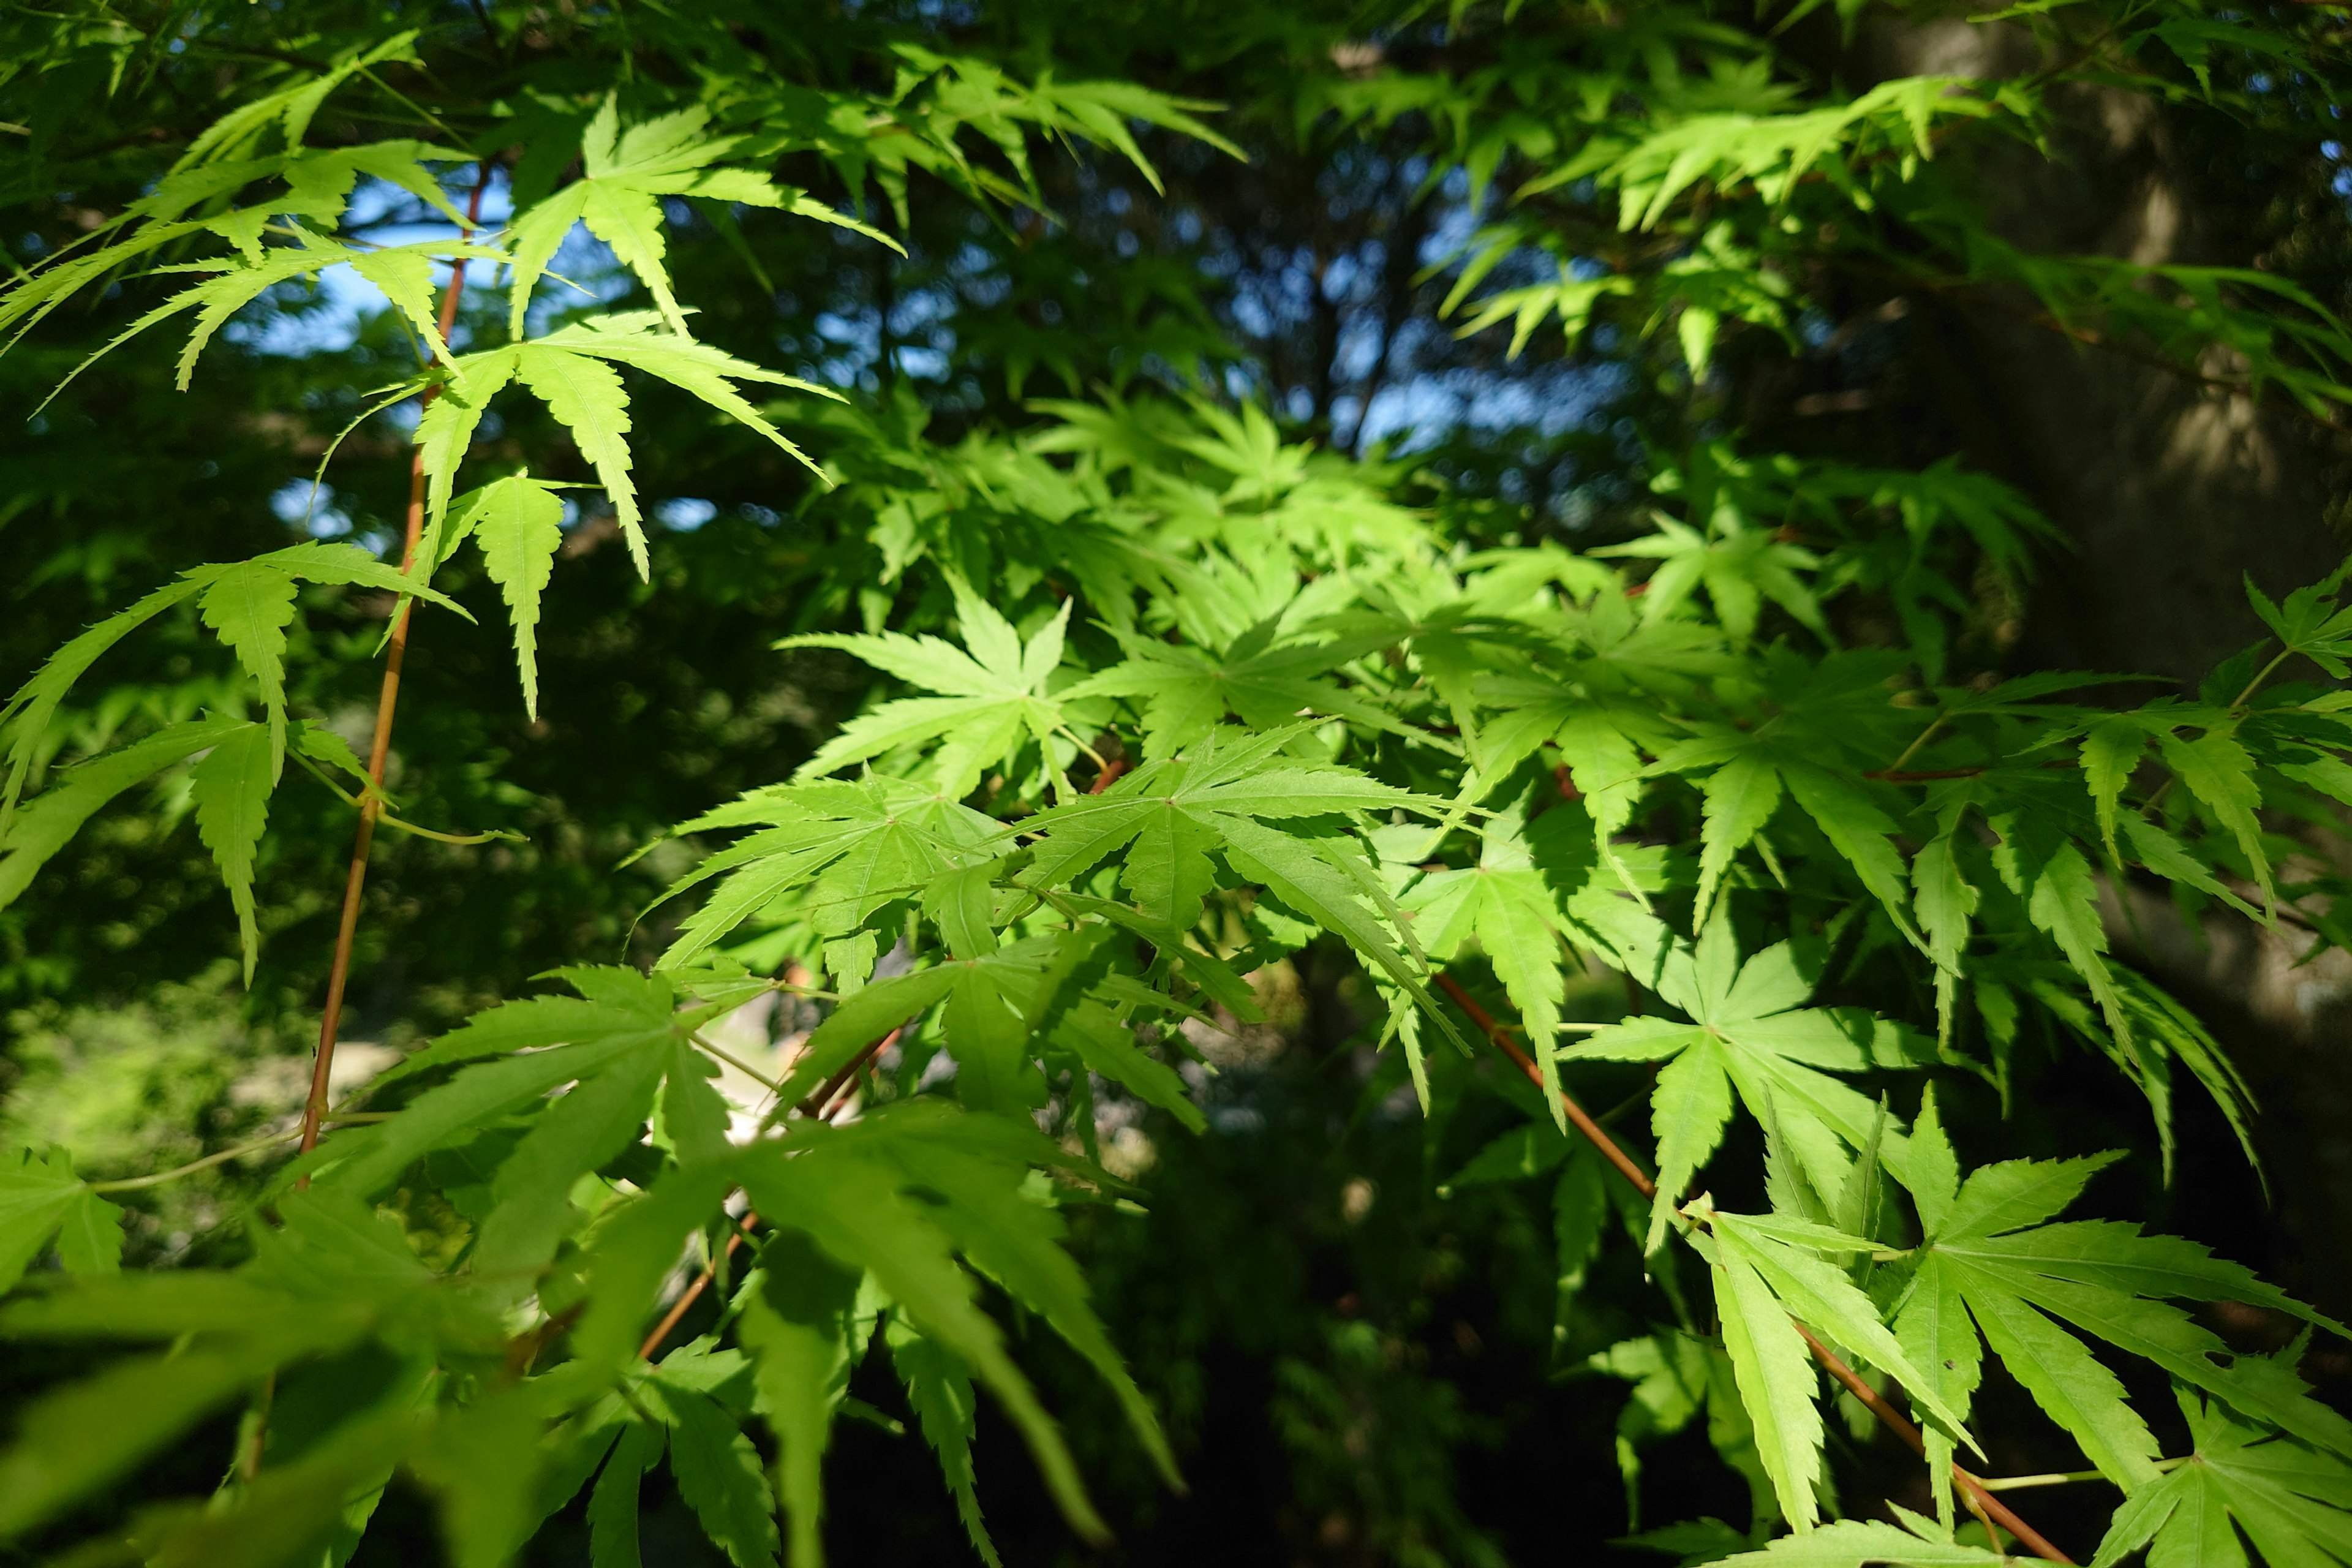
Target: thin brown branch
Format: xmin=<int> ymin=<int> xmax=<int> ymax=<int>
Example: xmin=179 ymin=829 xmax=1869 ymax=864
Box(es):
xmin=638 ymin=1022 xmax=903 ymax=1362
xmin=1798 ymin=1321 xmax=2075 ymax=1565
xmin=1436 ymin=973 xmax=2076 ymax=1564
xmin=1435 ymin=972 xmax=1656 ymax=1195
xmin=638 ymin=1210 xmax=758 ymax=1362
xmin=797 ymin=1024 xmax=902 ymax=1119
xmin=301 ymin=167 xmax=489 ymax=1159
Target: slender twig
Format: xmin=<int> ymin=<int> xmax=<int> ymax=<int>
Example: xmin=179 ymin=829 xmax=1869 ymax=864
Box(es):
xmin=1434 ymin=973 xmax=1656 ymax=1194
xmin=290 ymin=749 xmax=519 ymax=845
xmin=1798 ymin=1321 xmax=2075 ymax=1564
xmin=88 ymin=1114 xmax=395 ymax=1193
xmin=1880 ymin=714 xmax=1949 ymax=779
xmin=690 ymin=1030 xmax=785 ymax=1094
xmin=1865 ymin=766 xmax=1986 ymax=783
xmin=1088 ymin=756 xmax=1130 ymax=794
xmin=638 ymin=1026 xmax=897 ymax=1361
xmin=1436 ymin=974 xmax=2076 ymax=1564
xmin=796 ymin=1026 xmax=901 ymax=1121
xmin=638 ymin=1211 xmax=757 ymax=1361
xmin=1977 ymin=1459 xmax=2187 ymax=1493
xmin=301 ymin=167 xmax=490 ymax=1159
xmin=2230 ymin=648 xmax=2294 ymax=714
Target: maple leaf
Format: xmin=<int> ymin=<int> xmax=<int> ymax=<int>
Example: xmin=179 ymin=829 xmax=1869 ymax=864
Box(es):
xmin=781 ymin=578 xmax=1080 ymax=799
xmin=1569 ymin=919 xmax=1923 ymax=1251
xmin=1061 ymin=616 xmax=1409 ymax=761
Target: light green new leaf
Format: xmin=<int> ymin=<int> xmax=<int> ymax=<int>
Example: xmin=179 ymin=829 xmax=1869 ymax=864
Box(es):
xmin=470 ymin=1052 xmax=664 ymax=1284
xmin=1955 ymin=1268 xmax=2165 ymax=1489
xmin=514 ymin=343 xmax=644 ymax=573
xmin=1 ymin=575 xmax=213 ymax=830
xmin=0 ymin=1149 xmax=123 ymax=1294
xmin=1060 ymin=619 xmax=1408 ymax=761
xmin=190 ymin=722 xmax=276 ymax=982
xmin=739 ymin=1231 xmax=864 ymax=1568
xmin=1893 ymin=1252 xmax=1980 ymax=1531
xmin=2158 ymin=728 xmax=2271 ymax=905
xmin=783 ymin=587 xmax=1074 ymax=797
xmin=508 ymin=99 xmax=828 ymax=339
xmin=1569 ymin=928 xmax=1908 ymax=1250
xmin=663 ymin=1389 xmax=782 ymax=1568
xmin=888 ymin=1125 xmax=1180 ymax=1487
xmin=0 ymin=717 xmax=244 ymax=911
xmin=1904 ymin=1149 xmax=2352 ymax=1492
xmin=587 ymin=1422 xmax=663 ymax=1568
xmin=2090 ymin=1389 xmax=2352 ymax=1568
xmin=2026 ymin=842 xmax=2134 ymax=1052
xmin=537 ymin=318 xmax=835 ymax=479
xmin=1907 ymin=1087 xmax=1961 ymax=1240
xmin=1697 ymin=751 xmax=1782 ymax=929
xmin=1781 ymin=763 xmax=1923 ymax=949
xmin=2081 ymin=718 xmax=2147 ymax=861
xmin=1709 ymin=1519 xmax=2011 ymax=1568
xmin=416 ymin=353 xmax=523 ymax=554
xmin=198 ymin=563 xmax=299 ymax=767
xmin=1649 ymin=1039 xmax=1736 ymax=1252
xmin=371 ymin=965 xmax=679 ymax=1089
xmin=888 ymin=1318 xmax=1001 ymax=1567
xmin=1711 ymin=1238 xmax=1825 ymax=1531
xmin=736 ymin=1120 xmax=1110 ymax=1547
xmin=771 ymin=965 xmax=963 ymax=1109
xmin=1709 ymin=1212 xmax=1975 ymax=1445
xmin=442 ymin=475 xmax=567 ymax=717
xmin=1910 ymin=834 xmax=1977 ymax=981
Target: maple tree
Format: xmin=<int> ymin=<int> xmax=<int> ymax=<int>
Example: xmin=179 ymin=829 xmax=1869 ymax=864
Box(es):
xmin=3 ymin=2 xmax=2352 ymax=1566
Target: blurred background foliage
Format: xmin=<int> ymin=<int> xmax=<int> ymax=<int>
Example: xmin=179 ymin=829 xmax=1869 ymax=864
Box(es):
xmin=4 ymin=1 xmax=2351 ymax=1562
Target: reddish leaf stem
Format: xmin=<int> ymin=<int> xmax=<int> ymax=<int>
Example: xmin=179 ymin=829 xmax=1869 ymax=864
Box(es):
xmin=638 ymin=1209 xmax=759 ymax=1362
xmin=1435 ymin=972 xmax=2075 ymax=1564
xmin=1433 ymin=972 xmax=1655 ymax=1196
xmin=301 ymin=169 xmax=489 ymax=1156
xmin=1797 ymin=1320 xmax=2075 ymax=1564
xmin=636 ymin=1024 xmax=902 ymax=1362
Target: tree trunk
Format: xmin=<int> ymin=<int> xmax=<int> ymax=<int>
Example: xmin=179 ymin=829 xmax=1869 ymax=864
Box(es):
xmin=1862 ymin=13 xmax=2352 ymax=1311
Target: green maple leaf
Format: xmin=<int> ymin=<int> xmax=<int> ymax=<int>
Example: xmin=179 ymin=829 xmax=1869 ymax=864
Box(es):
xmin=0 ymin=542 xmax=467 ymax=834
xmin=0 ymin=543 xmax=469 ymax=977
xmin=2091 ymin=1383 xmax=2352 ymax=1568
xmin=1597 ymin=514 xmax=1830 ymax=648
xmin=295 ymin=967 xmax=753 ymax=1287
xmin=1569 ymin=919 xmax=1921 ymax=1252
xmin=511 ymin=99 xmax=775 ymax=338
xmin=1060 ymin=615 xmax=1409 ymax=761
xmin=415 ymin=314 xmax=839 ymax=578
xmin=427 ymin=473 xmax=570 ymax=717
xmin=37 ymin=227 xmax=507 ymax=413
xmin=1403 ymin=813 xmax=1572 ymax=1118
xmin=2247 ymin=568 xmax=2352 ymax=680
xmin=0 ymin=1148 xmax=123 ymax=1294
xmin=781 ymin=579 xmax=1078 ymax=798
xmin=1705 ymin=1207 xmax=1980 ymax=1501
xmin=1706 ymin=1518 xmax=2009 ymax=1568
xmin=190 ymin=722 xmax=276 ymax=982
xmin=1890 ymin=1111 xmax=2352 ymax=1507
xmin=507 ymin=98 xmax=897 ymax=342
xmin=652 ymin=777 xmax=1005 ymax=974
xmin=887 ymin=1317 xmax=1001 ymax=1567
xmin=1020 ymin=725 xmax=1455 ymax=1043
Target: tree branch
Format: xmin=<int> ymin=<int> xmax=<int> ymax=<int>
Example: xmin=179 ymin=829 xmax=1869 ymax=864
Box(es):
xmin=1437 ymin=973 xmax=2077 ymax=1564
